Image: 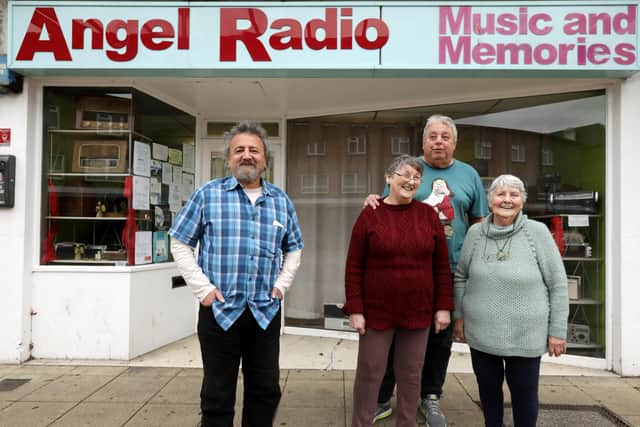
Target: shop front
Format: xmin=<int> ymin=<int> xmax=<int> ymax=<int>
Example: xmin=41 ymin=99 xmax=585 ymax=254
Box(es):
xmin=1 ymin=1 xmax=640 ymax=375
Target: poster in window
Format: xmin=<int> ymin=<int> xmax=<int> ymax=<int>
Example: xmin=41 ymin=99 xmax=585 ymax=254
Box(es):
xmin=153 ymin=231 xmax=169 ymax=262
xmin=135 ymin=231 xmax=153 ymax=265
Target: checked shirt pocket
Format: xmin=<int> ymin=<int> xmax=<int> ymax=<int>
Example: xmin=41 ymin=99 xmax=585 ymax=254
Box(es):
xmin=258 ymin=220 xmax=285 ymax=258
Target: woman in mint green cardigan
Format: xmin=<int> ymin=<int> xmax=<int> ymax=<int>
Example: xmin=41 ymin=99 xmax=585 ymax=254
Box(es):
xmin=453 ymin=174 xmax=568 ymax=427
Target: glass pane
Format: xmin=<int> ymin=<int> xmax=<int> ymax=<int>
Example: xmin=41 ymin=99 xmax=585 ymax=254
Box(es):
xmin=285 ymin=90 xmax=606 ymax=358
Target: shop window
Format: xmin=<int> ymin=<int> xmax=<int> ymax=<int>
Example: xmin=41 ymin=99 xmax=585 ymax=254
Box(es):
xmin=301 ymin=175 xmax=329 ymax=194
xmin=341 ymin=173 xmax=367 ymax=194
xmin=347 ymin=136 xmax=367 ymax=155
xmin=42 ymin=87 xmax=196 ymax=266
xmin=511 ymin=143 xmax=526 ymax=163
xmin=306 ymin=142 xmax=326 ymax=156
xmin=391 ymin=136 xmax=411 ymax=155
xmin=475 ymin=141 xmax=493 ymax=160
xmin=286 ymin=90 xmax=606 ymax=359
xmin=542 ymin=146 xmax=554 ymax=166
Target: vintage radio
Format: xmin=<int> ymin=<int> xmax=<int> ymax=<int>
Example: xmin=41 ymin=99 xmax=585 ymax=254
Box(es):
xmin=72 ymin=140 xmax=128 ymax=173
xmin=568 ymin=323 xmax=591 ymax=344
xmin=323 ymin=303 xmax=355 ymax=332
xmin=76 ymin=96 xmax=130 ymax=130
xmin=548 ymin=191 xmax=599 ymax=214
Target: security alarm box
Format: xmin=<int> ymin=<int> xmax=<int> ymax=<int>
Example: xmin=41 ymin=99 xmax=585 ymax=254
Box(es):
xmin=0 ymin=155 xmax=16 ymax=208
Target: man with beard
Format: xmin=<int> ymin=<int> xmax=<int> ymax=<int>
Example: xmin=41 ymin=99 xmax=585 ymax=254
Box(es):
xmin=169 ymin=121 xmax=304 ymax=427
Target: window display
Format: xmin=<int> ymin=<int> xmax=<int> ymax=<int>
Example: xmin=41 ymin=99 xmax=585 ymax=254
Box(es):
xmin=41 ymin=88 xmax=196 ymax=266
xmin=286 ymin=90 xmax=606 ymax=358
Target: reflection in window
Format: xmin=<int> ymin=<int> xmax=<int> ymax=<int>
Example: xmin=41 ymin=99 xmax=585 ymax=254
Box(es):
xmin=347 ymin=136 xmax=367 ymax=155
xmin=301 ymin=175 xmax=329 ymax=194
xmin=475 ymin=141 xmax=493 ymax=159
xmin=511 ymin=143 xmax=526 ymax=162
xmin=342 ymin=173 xmax=367 ymax=194
xmin=391 ymin=136 xmax=411 ymax=155
xmin=307 ymin=142 xmax=326 ymax=156
xmin=286 ymin=91 xmax=606 ymax=358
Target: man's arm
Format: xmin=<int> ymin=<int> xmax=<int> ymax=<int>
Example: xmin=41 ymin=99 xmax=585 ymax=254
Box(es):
xmin=469 ymin=216 xmax=484 ymax=225
xmin=272 ymin=249 xmax=302 ymax=299
xmin=170 ymin=239 xmax=224 ymax=306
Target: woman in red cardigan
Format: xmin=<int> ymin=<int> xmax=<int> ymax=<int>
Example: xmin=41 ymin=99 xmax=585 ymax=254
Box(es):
xmin=344 ymin=155 xmax=453 ymax=427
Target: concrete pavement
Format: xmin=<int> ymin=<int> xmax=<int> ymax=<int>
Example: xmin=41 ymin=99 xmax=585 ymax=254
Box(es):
xmin=0 ymin=335 xmax=639 ymax=426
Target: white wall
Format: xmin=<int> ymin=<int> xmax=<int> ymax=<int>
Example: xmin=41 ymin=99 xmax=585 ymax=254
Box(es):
xmin=614 ymin=73 xmax=640 ymax=376
xmin=0 ymin=82 xmax=34 ymax=363
xmin=31 ymin=265 xmax=195 ymax=360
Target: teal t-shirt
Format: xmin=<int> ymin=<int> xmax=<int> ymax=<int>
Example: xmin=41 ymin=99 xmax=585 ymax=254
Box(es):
xmin=383 ymin=158 xmax=488 ymax=271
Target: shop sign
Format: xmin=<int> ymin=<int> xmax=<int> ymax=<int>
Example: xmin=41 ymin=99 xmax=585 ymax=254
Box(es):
xmin=6 ymin=2 xmax=640 ymax=72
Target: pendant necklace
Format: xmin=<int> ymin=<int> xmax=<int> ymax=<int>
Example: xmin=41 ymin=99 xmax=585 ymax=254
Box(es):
xmin=494 ymin=235 xmax=513 ymax=261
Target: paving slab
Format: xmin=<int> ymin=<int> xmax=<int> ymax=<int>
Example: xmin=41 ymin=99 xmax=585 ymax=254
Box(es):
xmin=176 ymin=368 xmax=203 ymax=377
xmin=275 ymin=406 xmax=347 ymax=427
xmin=49 ymin=402 xmax=142 ymax=427
xmin=286 ymin=369 xmax=345 ymax=381
xmin=441 ymin=375 xmax=484 ymax=411
xmin=595 ymin=388 xmax=640 ymax=416
xmin=0 ymin=374 xmax=58 ymax=401
xmin=70 ymin=366 xmax=128 ymax=377
xmin=538 ymin=375 xmax=574 ymax=386
xmin=120 ymin=367 xmax=181 ymax=377
xmin=539 ymin=385 xmax=597 ymax=405
xmin=124 ymin=403 xmax=200 ymax=427
xmin=10 ymin=365 xmax=76 ymax=376
xmin=0 ymin=401 xmax=75 ymax=427
xmin=20 ymin=375 xmax=115 ymax=402
xmin=281 ymin=379 xmax=345 ymax=408
xmin=622 ymin=414 xmax=640 ymax=426
xmin=0 ymin=400 xmax=13 ymax=410
xmin=0 ymin=365 xmax=19 ymax=379
xmin=86 ymin=375 xmax=172 ymax=403
xmin=149 ymin=375 xmax=201 ymax=404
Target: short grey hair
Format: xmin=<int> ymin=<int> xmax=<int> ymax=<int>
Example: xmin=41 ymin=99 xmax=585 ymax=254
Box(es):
xmin=385 ymin=154 xmax=424 ymax=177
xmin=223 ymin=120 xmax=273 ymax=167
xmin=423 ymin=114 xmax=458 ymax=143
xmin=487 ymin=174 xmax=528 ymax=204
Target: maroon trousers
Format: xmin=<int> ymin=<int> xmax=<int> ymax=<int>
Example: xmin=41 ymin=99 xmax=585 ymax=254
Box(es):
xmin=351 ymin=327 xmax=430 ymax=427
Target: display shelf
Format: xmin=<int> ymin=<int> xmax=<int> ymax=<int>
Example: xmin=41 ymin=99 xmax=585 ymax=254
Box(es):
xmin=562 ymin=257 xmax=602 ymax=262
xmin=567 ymin=343 xmax=601 ymax=349
xmin=48 ymin=173 xmax=130 ymax=177
xmin=569 ymin=298 xmax=601 ymax=305
xmin=50 ymin=259 xmax=124 ymax=265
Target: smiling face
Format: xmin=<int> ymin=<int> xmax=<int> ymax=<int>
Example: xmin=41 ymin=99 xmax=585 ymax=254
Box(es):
xmin=227 ymin=132 xmax=267 ymax=188
xmin=385 ymin=164 xmax=421 ymax=205
xmin=422 ymin=121 xmax=457 ymax=168
xmin=490 ymin=185 xmax=524 ymax=226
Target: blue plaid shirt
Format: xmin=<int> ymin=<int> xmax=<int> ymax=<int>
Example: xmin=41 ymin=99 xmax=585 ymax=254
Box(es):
xmin=169 ymin=176 xmax=304 ymax=331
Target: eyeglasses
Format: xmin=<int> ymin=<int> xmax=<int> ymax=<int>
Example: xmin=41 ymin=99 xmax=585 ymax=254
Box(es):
xmin=394 ymin=172 xmax=422 ymax=183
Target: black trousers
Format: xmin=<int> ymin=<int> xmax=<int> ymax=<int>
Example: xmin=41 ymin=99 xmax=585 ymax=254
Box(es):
xmin=377 ymin=321 xmax=454 ymax=402
xmin=470 ymin=348 xmax=541 ymax=427
xmin=198 ymin=305 xmax=282 ymax=427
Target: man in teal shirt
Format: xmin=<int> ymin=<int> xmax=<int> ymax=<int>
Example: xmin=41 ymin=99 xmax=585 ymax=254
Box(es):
xmin=365 ymin=114 xmax=488 ymax=426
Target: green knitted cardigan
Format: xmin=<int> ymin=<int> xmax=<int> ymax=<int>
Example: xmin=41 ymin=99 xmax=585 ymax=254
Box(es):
xmin=453 ymin=213 xmax=569 ymax=357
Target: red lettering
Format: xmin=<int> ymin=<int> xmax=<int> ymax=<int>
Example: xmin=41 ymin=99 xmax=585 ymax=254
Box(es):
xmin=269 ymin=19 xmax=303 ymax=50
xmin=141 ymin=19 xmax=174 ymax=50
xmin=16 ymin=7 xmax=72 ymax=61
xmin=72 ymin=19 xmax=104 ymax=49
xmin=178 ymin=8 xmax=190 ymax=49
xmin=105 ymin=20 xmax=139 ymax=62
xmin=340 ymin=8 xmax=353 ymax=49
xmin=439 ymin=36 xmax=470 ymax=64
xmin=220 ymin=8 xmax=270 ymax=61
xmin=304 ymin=8 xmax=338 ymax=50
xmin=354 ymin=19 xmax=389 ymax=50
xmin=439 ymin=6 xmax=471 ymax=35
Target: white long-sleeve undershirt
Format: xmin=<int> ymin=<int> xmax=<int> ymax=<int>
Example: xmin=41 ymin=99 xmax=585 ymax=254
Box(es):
xmin=170 ymin=239 xmax=302 ymax=302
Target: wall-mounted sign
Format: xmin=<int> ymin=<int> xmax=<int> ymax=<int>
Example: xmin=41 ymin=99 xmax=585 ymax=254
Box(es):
xmin=6 ymin=2 xmax=640 ymax=74
xmin=0 ymin=128 xmax=10 ymax=145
